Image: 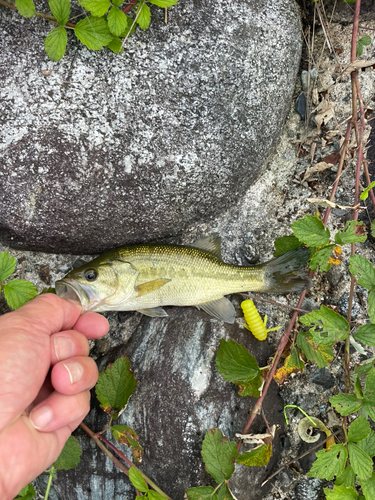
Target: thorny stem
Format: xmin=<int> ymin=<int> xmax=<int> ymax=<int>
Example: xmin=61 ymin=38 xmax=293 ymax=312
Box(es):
xmin=0 ymin=0 xmax=76 ymax=27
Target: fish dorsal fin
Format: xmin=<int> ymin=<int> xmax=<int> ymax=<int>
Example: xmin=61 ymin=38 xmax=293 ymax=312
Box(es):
xmin=135 ymin=278 xmax=171 ymax=298
xmin=190 ymin=234 xmax=222 ymax=259
xmin=137 ymin=307 xmax=169 ymax=318
xmin=197 ymin=297 xmax=235 ymax=324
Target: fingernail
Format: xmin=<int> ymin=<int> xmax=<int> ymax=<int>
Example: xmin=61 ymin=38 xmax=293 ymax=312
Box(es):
xmin=30 ymin=406 xmax=53 ymax=430
xmin=54 ymin=336 xmax=75 ymax=361
xmin=63 ymin=362 xmax=84 ymax=384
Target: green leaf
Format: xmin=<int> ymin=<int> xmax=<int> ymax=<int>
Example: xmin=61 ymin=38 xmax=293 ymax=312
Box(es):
xmin=335 ymin=466 xmax=356 ymax=488
xmin=107 ymin=7 xmax=129 ymax=36
xmin=335 ymin=221 xmax=367 ymax=244
xmin=136 ymin=2 xmax=151 ymax=30
xmin=15 ymin=484 xmax=36 ymax=500
xmin=355 ymin=324 xmax=375 ymax=347
xmin=237 ymin=373 xmax=263 ymax=398
xmin=296 ymin=332 xmax=334 ymax=367
xmin=0 ymin=252 xmax=16 ymax=282
xmin=324 ymin=484 xmax=359 ymax=499
xmin=15 ymin=0 xmax=36 ymax=17
xmin=119 ymin=15 xmax=136 ymax=36
xmin=364 ymin=367 xmax=375 ymax=401
xmin=108 ymin=36 xmax=124 ymax=53
xmin=49 ymin=0 xmax=70 ymax=25
xmin=349 ymin=255 xmax=375 ymax=291
xmin=348 ymin=416 xmax=371 ymax=443
xmin=360 ymin=182 xmax=375 ymax=201
xmin=53 ymin=436 xmax=82 ymax=470
xmin=354 ymin=376 xmax=364 ymax=399
xmin=308 ymin=444 xmax=347 ymax=480
xmin=355 ymin=359 xmax=375 ymax=378
xmin=95 ymin=355 xmax=137 ymax=418
xmin=368 ymin=291 xmax=375 ymax=323
xmin=359 ymin=430 xmax=375 ymax=457
xmin=371 ymin=220 xmax=375 ymax=238
xmin=4 ymin=280 xmax=38 ymax=309
xmin=78 ymin=0 xmax=110 ymax=16
xmin=149 ymin=0 xmax=178 ymax=6
xmin=112 ymin=0 xmax=122 ymax=6
xmin=201 ymin=429 xmax=238 ymax=483
xmin=273 ymin=347 xmax=305 ymax=385
xmin=273 ymin=235 xmax=302 ymax=257
xmin=348 ymin=442 xmax=373 ymax=480
xmin=309 ymin=244 xmax=335 ymax=272
xmin=330 ymin=394 xmax=363 ymax=416
xmin=216 ymin=339 xmax=260 ymax=384
xmin=128 ymin=467 xmax=148 ymax=492
xmin=363 ymin=401 xmax=375 ymax=423
xmin=299 ymin=305 xmax=349 ymax=345
xmin=237 ymin=443 xmax=272 ymax=467
xmin=359 ymin=35 xmax=371 ymax=46
xmin=356 ymin=43 xmax=364 ymax=57
xmin=217 ymin=484 xmax=235 ymax=500
xmin=110 ymin=425 xmax=143 ymax=463
xmin=291 ymin=215 xmax=330 ymax=247
xmin=44 ymin=26 xmax=68 ymax=61
xmin=185 ymin=486 xmax=218 ymax=500
xmin=148 ymin=492 xmax=168 ymax=500
xmin=75 ymin=16 xmax=113 ymax=50
xmin=360 ymin=472 xmax=375 ymax=499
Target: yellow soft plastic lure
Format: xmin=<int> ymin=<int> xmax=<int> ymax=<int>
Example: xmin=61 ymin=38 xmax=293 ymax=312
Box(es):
xmin=241 ymin=299 xmax=281 ymax=340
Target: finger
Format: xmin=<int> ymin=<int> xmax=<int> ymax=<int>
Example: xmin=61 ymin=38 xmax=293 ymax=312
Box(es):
xmin=51 ymin=357 xmax=98 ymax=396
xmin=0 ymin=295 xmax=82 ymax=430
xmin=73 ymin=312 xmax=109 ymax=339
xmin=29 ymin=390 xmax=91 ymax=432
xmin=50 ymin=330 xmax=90 ymax=365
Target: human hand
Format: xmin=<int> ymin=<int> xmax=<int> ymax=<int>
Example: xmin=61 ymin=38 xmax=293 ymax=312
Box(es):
xmin=0 ymin=294 xmax=109 ymax=500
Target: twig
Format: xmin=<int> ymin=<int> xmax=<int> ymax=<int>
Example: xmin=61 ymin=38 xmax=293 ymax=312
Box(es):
xmin=238 ymin=293 xmax=310 ymax=315
xmin=261 ymin=429 xmax=342 ymax=487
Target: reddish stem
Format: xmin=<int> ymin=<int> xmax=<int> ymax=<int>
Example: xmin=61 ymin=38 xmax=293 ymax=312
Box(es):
xmin=122 ymin=0 xmax=137 ymax=14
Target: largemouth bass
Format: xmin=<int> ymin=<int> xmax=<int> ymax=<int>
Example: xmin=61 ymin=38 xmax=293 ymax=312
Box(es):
xmin=55 ymin=235 xmax=311 ymax=323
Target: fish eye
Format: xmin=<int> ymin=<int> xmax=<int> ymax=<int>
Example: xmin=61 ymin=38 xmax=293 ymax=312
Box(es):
xmin=84 ymin=269 xmax=98 ymax=282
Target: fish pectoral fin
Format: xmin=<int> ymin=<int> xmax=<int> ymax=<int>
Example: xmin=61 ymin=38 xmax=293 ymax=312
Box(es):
xmin=197 ymin=297 xmax=235 ymax=324
xmin=135 ymin=278 xmax=171 ymax=298
xmin=190 ymin=234 xmax=222 ymax=260
xmin=137 ymin=307 xmax=169 ymax=318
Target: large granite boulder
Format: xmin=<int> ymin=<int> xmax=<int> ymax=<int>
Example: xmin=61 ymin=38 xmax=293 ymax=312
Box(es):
xmin=0 ymin=0 xmax=302 ymax=254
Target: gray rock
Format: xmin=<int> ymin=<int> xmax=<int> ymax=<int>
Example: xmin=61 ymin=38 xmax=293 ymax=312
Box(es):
xmin=0 ymin=0 xmax=302 ymax=254
xmin=338 ymin=292 xmax=362 ymax=320
xmin=295 ymin=478 xmax=324 ymax=500
xmin=308 ymin=368 xmax=335 ymax=390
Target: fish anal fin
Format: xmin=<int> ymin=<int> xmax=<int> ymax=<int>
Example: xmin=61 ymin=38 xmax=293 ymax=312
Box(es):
xmin=137 ymin=307 xmax=169 ymax=318
xmin=135 ymin=278 xmax=171 ymax=297
xmin=190 ymin=234 xmax=222 ymax=260
xmin=197 ymin=297 xmax=235 ymax=324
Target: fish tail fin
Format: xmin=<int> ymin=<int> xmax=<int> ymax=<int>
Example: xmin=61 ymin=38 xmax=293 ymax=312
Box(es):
xmin=257 ymin=247 xmax=312 ymax=293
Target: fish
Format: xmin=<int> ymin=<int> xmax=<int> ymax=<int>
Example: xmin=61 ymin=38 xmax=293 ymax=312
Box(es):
xmin=55 ymin=235 xmax=312 ymax=324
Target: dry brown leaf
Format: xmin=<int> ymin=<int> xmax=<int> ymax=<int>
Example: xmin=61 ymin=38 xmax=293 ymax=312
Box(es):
xmin=303 ymin=161 xmax=334 ymax=180
xmin=342 ymin=60 xmax=375 ymax=77
xmin=322 ymin=152 xmax=341 ymax=165
xmin=236 ymin=425 xmax=277 ymax=446
xmin=307 ymin=198 xmax=361 ymax=210
xmin=310 ymin=143 xmax=317 ymax=164
xmin=314 ymin=99 xmax=335 ymax=130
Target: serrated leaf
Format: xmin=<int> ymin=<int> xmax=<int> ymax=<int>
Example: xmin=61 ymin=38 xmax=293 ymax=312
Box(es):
xmin=335 ymin=221 xmax=367 ymax=244
xmin=236 ymin=443 xmax=272 ymax=467
xmin=360 ymin=35 xmax=371 ymax=46
xmin=149 ymin=492 xmax=167 ymax=500
xmin=44 ymin=27 xmax=67 ymax=61
xmin=356 ymin=43 xmax=364 ymax=57
xmin=15 ymin=484 xmax=36 ymax=500
xmin=149 ymin=0 xmax=178 ymax=6
xmin=49 ymin=0 xmax=70 ymax=25
xmin=217 ymin=484 xmax=235 ymax=500
xmin=273 ymin=235 xmax=302 ymax=257
xmin=273 ymin=347 xmax=305 ymax=385
xmin=107 ymin=7 xmax=129 ymax=36
xmin=0 ymin=252 xmax=16 ymax=281
xmin=110 ymin=425 xmax=143 ymax=463
xmin=201 ymin=429 xmax=238 ymax=483
xmin=360 ymin=182 xmax=375 ymax=201
xmin=355 ymin=377 xmax=364 ymax=399
xmin=299 ymin=305 xmax=349 ymax=345
xmin=308 ymin=444 xmax=347 ymax=480
xmin=360 ymin=472 xmax=375 ymax=499
xmin=355 ymin=359 xmax=375 ymax=377
xmin=330 ymin=394 xmax=363 ymax=416
xmin=355 ymin=324 xmax=375 ymax=347
xmin=368 ymin=291 xmax=375 ymax=323
xmin=363 ymin=402 xmax=375 ymax=423
xmin=128 ymin=467 xmax=148 ymax=492
xmin=119 ymin=15 xmax=136 ymax=36
xmin=364 ymin=367 xmax=375 ymax=401
xmin=95 ymin=356 xmax=137 ymax=418
xmin=108 ymin=36 xmax=124 ymax=53
xmin=75 ymin=16 xmax=113 ymax=50
xmin=335 ymin=466 xmax=356 ymax=488
xmin=4 ymin=280 xmax=38 ymax=309
xmin=185 ymin=486 xmax=218 ymax=500
xmin=348 ymin=416 xmax=371 ymax=443
xmin=324 ymin=484 xmax=359 ymax=499
xmin=15 ymin=0 xmax=36 ymax=17
xmin=78 ymin=0 xmax=110 ymax=16
xmin=348 ymin=442 xmax=373 ymax=480
xmin=359 ymin=430 xmax=375 ymax=457
xmin=349 ymin=255 xmax=375 ymax=291
xmin=237 ymin=373 xmax=263 ymax=398
xmin=291 ymin=215 xmax=331 ymax=247
xmin=53 ymin=436 xmax=81 ymax=470
xmin=296 ymin=332 xmax=334 ymax=367
xmin=136 ymin=2 xmax=151 ymax=30
xmin=112 ymin=0 xmax=122 ymax=6
xmin=216 ymin=339 xmax=260 ymax=384
xmin=309 ymin=245 xmax=335 ymax=272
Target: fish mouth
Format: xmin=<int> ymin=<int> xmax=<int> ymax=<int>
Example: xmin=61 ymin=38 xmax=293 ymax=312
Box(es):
xmin=55 ymin=279 xmax=97 ymax=313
